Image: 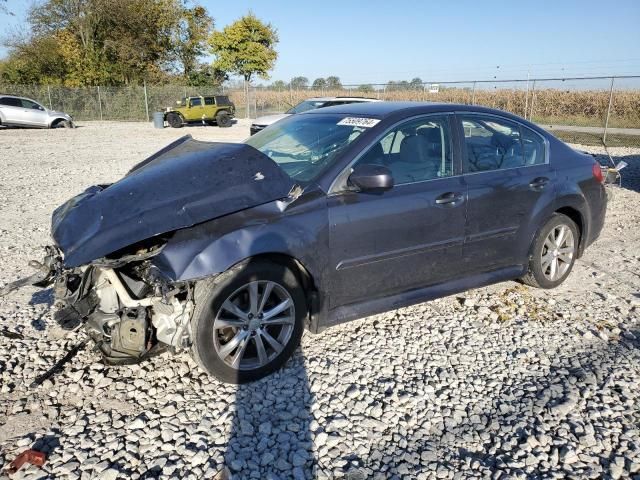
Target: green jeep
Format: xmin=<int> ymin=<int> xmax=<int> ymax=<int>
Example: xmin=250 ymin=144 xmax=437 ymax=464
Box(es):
xmin=164 ymin=95 xmax=235 ymax=128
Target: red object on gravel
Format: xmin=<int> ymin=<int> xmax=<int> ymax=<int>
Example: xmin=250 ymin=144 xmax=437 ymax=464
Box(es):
xmin=7 ymin=449 xmax=46 ymax=474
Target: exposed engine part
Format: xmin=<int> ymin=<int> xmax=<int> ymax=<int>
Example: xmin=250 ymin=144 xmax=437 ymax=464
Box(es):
xmin=72 ymin=264 xmax=193 ymax=363
xmin=110 ymin=308 xmax=149 ymax=358
xmin=53 ymin=267 xmax=98 ymax=330
xmin=151 ymin=296 xmax=193 ymax=349
xmin=99 ymin=268 xmax=159 ymax=307
xmin=9 ymin=248 xmax=196 ymax=367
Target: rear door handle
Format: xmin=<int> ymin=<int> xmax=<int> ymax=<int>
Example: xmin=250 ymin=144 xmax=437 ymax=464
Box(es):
xmin=435 ymin=191 xmax=464 ymax=206
xmin=529 ymin=177 xmax=549 ymax=190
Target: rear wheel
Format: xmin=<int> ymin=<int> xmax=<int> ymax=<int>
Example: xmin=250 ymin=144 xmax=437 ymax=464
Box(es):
xmin=191 ymin=260 xmax=306 ymax=384
xmin=167 ymin=112 xmax=184 ymax=128
xmin=216 ymin=111 xmax=232 ymax=128
xmin=521 ymin=213 xmax=579 ymax=289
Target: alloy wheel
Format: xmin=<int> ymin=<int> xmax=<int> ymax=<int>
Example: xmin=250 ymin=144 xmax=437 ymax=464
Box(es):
xmin=541 ymin=225 xmax=575 ymax=281
xmin=213 ymin=280 xmax=295 ymax=371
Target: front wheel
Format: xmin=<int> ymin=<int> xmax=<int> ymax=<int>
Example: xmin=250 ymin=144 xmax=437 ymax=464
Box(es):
xmin=521 ymin=213 xmax=579 ymax=289
xmin=191 ymin=260 xmax=306 ymax=384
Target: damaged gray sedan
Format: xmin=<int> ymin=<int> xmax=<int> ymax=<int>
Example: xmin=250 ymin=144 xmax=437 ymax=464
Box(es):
xmin=3 ymin=102 xmax=607 ymax=383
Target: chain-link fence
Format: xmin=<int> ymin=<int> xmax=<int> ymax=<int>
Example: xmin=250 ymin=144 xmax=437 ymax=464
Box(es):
xmin=2 ymin=75 xmax=639 ymax=146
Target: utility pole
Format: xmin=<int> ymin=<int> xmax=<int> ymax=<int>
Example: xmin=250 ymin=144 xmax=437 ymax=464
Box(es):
xmin=524 ymin=69 xmax=530 ymax=118
xmin=143 ymin=80 xmax=150 ymax=122
xmin=97 ymin=86 xmax=103 ymax=121
xmin=603 ymin=77 xmax=615 ymax=145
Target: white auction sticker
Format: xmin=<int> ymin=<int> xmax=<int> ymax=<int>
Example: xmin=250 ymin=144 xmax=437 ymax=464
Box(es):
xmin=337 ymin=117 xmax=380 ymax=128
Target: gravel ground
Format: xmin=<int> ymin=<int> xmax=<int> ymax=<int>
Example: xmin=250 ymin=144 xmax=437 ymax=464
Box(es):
xmin=0 ymin=121 xmax=639 ymax=480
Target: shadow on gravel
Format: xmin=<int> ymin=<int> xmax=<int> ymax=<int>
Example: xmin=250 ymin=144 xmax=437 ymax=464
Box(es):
xmin=31 ymin=430 xmax=61 ymax=456
xmin=366 ymin=320 xmax=640 ymax=478
xmin=29 ymin=288 xmax=54 ymax=307
xmin=28 ymin=289 xmax=54 ymax=331
xmin=224 ymin=351 xmax=314 ymax=479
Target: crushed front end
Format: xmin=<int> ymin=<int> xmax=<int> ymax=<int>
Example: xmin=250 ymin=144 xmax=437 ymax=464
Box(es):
xmin=15 ymin=243 xmax=195 ymax=365
xmin=0 ymin=137 xmax=297 ymax=367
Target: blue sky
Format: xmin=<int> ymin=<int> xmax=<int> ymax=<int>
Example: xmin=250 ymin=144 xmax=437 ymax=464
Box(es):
xmin=1 ymin=0 xmax=639 ymax=85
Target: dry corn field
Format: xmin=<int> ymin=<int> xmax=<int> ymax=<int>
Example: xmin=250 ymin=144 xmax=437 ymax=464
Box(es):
xmin=244 ymin=88 xmax=640 ymax=128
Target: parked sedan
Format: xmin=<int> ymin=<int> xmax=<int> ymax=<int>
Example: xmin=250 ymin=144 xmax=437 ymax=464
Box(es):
xmin=0 ymin=95 xmax=74 ymax=128
xmin=3 ymin=102 xmax=607 ymax=383
xmin=249 ymin=96 xmax=379 ymax=135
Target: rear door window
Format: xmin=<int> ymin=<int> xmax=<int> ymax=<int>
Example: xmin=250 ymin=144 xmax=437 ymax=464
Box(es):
xmin=460 ymin=115 xmax=525 ymax=172
xmin=521 ymin=126 xmax=546 ymax=165
xmin=190 ymin=98 xmax=202 ymax=107
xmin=204 ymin=97 xmax=215 ymax=105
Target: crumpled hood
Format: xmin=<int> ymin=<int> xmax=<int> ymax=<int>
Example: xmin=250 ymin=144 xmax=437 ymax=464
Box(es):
xmin=252 ymin=113 xmax=290 ymax=126
xmin=52 ymin=136 xmax=295 ymax=267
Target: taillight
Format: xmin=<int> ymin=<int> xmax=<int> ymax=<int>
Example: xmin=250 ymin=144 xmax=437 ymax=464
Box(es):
xmin=592 ymin=162 xmax=605 ymax=183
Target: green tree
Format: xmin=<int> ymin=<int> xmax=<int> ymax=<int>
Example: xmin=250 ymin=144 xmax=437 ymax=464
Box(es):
xmin=290 ymin=76 xmax=308 ymax=89
xmin=209 ymin=12 xmax=278 ymax=116
xmin=410 ymin=77 xmax=423 ymax=89
xmin=271 ymin=79 xmax=287 ymax=89
xmin=326 ymin=75 xmax=342 ymax=89
xmin=312 ymin=77 xmax=326 ymax=89
xmin=1 ymin=0 xmax=213 ymax=86
xmin=187 ymin=63 xmax=228 ymax=86
xmin=173 ymin=5 xmax=214 ymax=80
xmin=357 ymin=84 xmax=373 ymax=93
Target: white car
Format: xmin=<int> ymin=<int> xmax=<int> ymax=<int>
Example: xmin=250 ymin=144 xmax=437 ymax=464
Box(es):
xmin=0 ymin=95 xmax=75 ymax=129
xmin=250 ymin=96 xmax=380 ymax=135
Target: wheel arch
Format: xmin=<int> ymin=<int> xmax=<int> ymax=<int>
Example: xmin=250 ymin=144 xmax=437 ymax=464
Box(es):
xmin=49 ymin=117 xmax=68 ymax=128
xmin=554 ymin=206 xmax=585 ymax=255
xmin=217 ymin=252 xmax=319 ymax=331
xmin=526 ymin=196 xmax=589 ymax=261
xmin=166 ymin=111 xmax=185 ymax=122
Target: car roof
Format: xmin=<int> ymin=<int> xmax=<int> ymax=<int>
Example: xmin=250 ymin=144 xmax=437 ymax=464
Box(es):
xmin=305 ymin=96 xmax=380 ymax=102
xmin=301 ymin=101 xmax=529 ymax=121
xmin=0 ymin=94 xmax=41 ymax=103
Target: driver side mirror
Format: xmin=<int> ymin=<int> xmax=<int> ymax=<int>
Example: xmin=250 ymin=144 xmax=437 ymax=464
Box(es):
xmin=348 ymin=164 xmax=394 ymax=191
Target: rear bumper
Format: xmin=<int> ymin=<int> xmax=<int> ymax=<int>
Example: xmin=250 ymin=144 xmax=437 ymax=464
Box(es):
xmin=585 ymin=184 xmax=608 ymax=249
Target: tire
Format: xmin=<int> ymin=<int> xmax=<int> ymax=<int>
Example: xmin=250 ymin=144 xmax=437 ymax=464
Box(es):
xmin=191 ymin=260 xmax=306 ymax=384
xmin=53 ymin=119 xmax=72 ymax=129
xmin=216 ymin=111 xmax=232 ymax=128
xmin=167 ymin=112 xmax=184 ymax=128
xmin=521 ymin=213 xmax=579 ymax=289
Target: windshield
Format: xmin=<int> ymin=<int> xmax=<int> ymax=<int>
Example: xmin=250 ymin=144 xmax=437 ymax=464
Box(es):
xmin=285 ymin=100 xmax=327 ymax=114
xmin=245 ymin=114 xmax=373 ymax=182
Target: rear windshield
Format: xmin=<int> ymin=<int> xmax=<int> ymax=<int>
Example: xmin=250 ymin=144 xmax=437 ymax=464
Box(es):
xmin=286 ymin=100 xmax=327 ymax=114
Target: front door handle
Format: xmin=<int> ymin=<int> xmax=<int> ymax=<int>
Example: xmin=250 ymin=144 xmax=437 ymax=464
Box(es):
xmin=529 ymin=177 xmax=549 ymax=190
xmin=435 ymin=191 xmax=464 ymax=206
